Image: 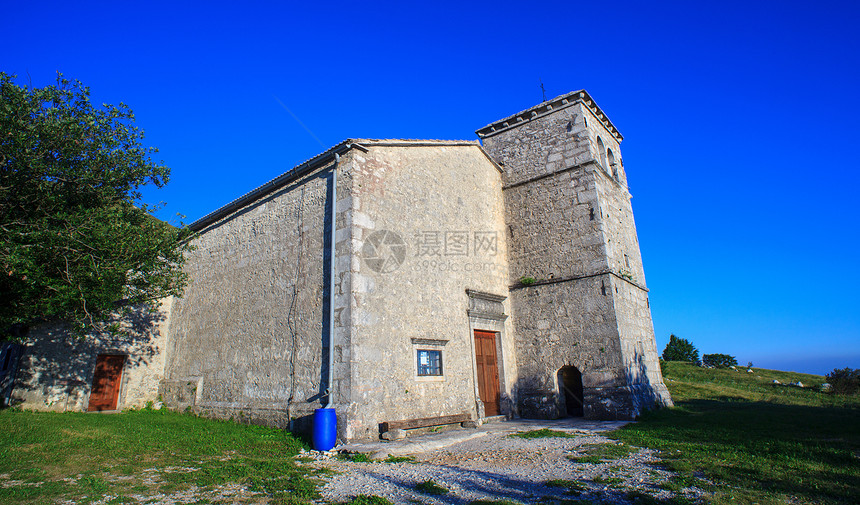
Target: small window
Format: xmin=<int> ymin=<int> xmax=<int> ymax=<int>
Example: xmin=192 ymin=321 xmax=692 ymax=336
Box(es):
xmin=417 ymin=349 xmax=443 ymax=376
xmin=596 ymin=136 xmax=608 ymax=170
xmin=607 ymin=148 xmax=620 ymax=180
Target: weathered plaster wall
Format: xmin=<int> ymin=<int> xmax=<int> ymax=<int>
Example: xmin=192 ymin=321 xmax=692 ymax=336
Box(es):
xmin=480 ymin=96 xmax=670 ymax=419
xmin=343 ymin=143 xmax=513 ymax=441
xmin=12 ymin=299 xmax=172 ymax=411
xmin=162 ymin=160 xmax=352 ymax=430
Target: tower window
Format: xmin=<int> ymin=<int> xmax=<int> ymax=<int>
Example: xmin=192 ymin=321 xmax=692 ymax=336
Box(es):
xmin=607 ymin=148 xmax=619 ymax=179
xmin=596 ymin=137 xmax=609 ymax=173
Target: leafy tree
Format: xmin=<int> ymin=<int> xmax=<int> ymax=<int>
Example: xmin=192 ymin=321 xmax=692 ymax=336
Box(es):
xmin=702 ymin=353 xmax=738 ymax=368
xmin=0 ymin=72 xmax=191 ymax=336
xmin=661 ymin=334 xmax=699 ymax=363
xmin=825 ymin=368 xmax=859 ymax=395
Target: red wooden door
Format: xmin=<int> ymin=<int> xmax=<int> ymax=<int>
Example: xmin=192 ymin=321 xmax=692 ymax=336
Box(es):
xmin=88 ymin=355 xmax=125 ymax=411
xmin=474 ymin=330 xmax=500 ymax=416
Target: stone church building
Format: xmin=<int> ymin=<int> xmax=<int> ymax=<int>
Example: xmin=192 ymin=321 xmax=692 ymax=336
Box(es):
xmin=10 ymin=90 xmax=672 ymax=442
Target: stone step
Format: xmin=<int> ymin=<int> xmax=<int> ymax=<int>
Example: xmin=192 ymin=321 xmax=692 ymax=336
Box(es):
xmin=481 ymin=414 xmax=507 ymax=424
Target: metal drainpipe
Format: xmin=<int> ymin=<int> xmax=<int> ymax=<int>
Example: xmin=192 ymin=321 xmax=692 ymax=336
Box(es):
xmin=324 ymin=153 xmax=338 ymax=409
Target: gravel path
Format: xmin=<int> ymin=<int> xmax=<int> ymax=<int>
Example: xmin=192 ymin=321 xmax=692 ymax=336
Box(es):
xmin=308 ymin=422 xmax=709 ymax=504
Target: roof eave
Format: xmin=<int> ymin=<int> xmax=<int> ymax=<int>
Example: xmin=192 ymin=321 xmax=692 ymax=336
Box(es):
xmin=188 ymin=139 xmax=362 ymax=232
xmin=475 ymin=90 xmax=623 ymax=142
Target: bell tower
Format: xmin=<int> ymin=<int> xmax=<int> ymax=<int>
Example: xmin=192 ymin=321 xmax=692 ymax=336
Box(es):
xmin=477 ymin=90 xmax=672 ymax=419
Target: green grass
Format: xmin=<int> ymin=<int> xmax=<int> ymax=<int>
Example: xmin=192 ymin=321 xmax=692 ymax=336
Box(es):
xmin=545 ymin=479 xmax=587 ymax=494
xmin=337 ymin=453 xmax=414 ymax=464
xmin=566 ymin=454 xmax=603 ymax=464
xmin=414 ymin=479 xmax=449 ymax=495
xmin=624 ymin=490 xmax=697 ymax=505
xmin=338 ymin=452 xmax=373 ymax=462
xmin=591 ymin=475 xmax=623 ymax=487
xmin=566 ymin=442 xmax=635 ymax=463
xmin=657 ymin=474 xmax=707 ymax=493
xmin=382 ymin=455 xmax=415 ymax=463
xmin=509 ymin=428 xmax=578 ymax=439
xmin=338 ymin=496 xmax=394 ymax=505
xmin=0 ymin=408 xmax=322 ymax=504
xmin=611 ymin=361 xmax=860 ymax=504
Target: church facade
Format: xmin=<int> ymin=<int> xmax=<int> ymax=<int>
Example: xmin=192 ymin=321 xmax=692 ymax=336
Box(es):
xmin=11 ymin=90 xmax=672 ymax=442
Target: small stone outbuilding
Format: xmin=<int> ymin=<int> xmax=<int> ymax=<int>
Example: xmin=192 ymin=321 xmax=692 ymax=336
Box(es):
xmin=10 ymin=91 xmax=672 ymax=441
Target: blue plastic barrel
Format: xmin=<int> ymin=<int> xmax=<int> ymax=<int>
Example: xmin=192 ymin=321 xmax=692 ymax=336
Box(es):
xmin=313 ymin=408 xmax=337 ymax=451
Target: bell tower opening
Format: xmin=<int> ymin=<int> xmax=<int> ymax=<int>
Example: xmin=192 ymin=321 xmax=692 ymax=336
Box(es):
xmin=596 ymin=136 xmax=608 ymax=169
xmin=557 ymin=366 xmax=584 ymax=417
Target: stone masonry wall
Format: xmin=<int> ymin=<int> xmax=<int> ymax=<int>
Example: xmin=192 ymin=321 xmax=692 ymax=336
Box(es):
xmin=609 ymin=274 xmax=672 ymax=414
xmin=163 ymin=159 xmax=352 ymax=431
xmin=343 ymin=143 xmax=513 ymax=441
xmin=586 ymin=124 xmax=671 ymax=410
xmin=482 ymin=102 xmax=594 ymax=188
xmin=479 ymin=95 xmax=671 ymax=419
xmin=584 ymin=104 xmax=672 ymax=411
xmin=12 ymin=299 xmax=172 ymax=411
xmin=508 ymin=278 xmax=630 ymax=419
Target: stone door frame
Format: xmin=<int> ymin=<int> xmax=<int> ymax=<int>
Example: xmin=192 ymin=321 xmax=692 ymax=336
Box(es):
xmin=465 ymin=289 xmax=508 ymax=419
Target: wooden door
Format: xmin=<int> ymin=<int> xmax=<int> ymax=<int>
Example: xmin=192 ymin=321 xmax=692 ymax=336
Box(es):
xmin=474 ymin=330 xmax=500 ymax=416
xmin=88 ymin=355 xmax=125 ymax=411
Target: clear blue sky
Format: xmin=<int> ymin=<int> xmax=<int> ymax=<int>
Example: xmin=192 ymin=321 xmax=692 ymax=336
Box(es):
xmin=4 ymin=1 xmax=858 ymax=375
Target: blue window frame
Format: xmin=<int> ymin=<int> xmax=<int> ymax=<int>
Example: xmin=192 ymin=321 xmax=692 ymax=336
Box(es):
xmin=417 ymin=349 xmax=443 ymax=376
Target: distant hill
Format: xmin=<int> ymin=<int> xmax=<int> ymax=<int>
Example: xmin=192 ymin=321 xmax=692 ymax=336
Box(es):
xmin=660 ymin=361 xmax=849 ymax=407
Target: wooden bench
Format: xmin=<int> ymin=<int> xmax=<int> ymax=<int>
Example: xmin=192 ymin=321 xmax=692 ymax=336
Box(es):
xmin=380 ymin=413 xmax=473 ymax=434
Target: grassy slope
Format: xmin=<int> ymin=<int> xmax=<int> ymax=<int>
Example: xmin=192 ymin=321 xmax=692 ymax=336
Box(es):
xmin=1 ymin=365 xmax=857 ymax=505
xmin=0 ymin=408 xmax=321 ymax=504
xmin=612 ymin=362 xmax=860 ymax=505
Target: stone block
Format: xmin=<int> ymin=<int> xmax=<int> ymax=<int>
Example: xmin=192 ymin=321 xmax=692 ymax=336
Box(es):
xmin=381 ymin=429 xmax=407 ymax=440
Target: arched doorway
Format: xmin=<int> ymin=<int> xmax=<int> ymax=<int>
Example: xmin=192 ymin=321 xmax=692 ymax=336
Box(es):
xmin=557 ymin=366 xmax=584 ymax=417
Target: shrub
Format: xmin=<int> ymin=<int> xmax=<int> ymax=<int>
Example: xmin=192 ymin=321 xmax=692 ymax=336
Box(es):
xmin=825 ymin=368 xmax=859 ymax=395
xmin=702 ymin=354 xmax=738 ymax=368
xmin=662 ymin=334 xmax=699 ymax=363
